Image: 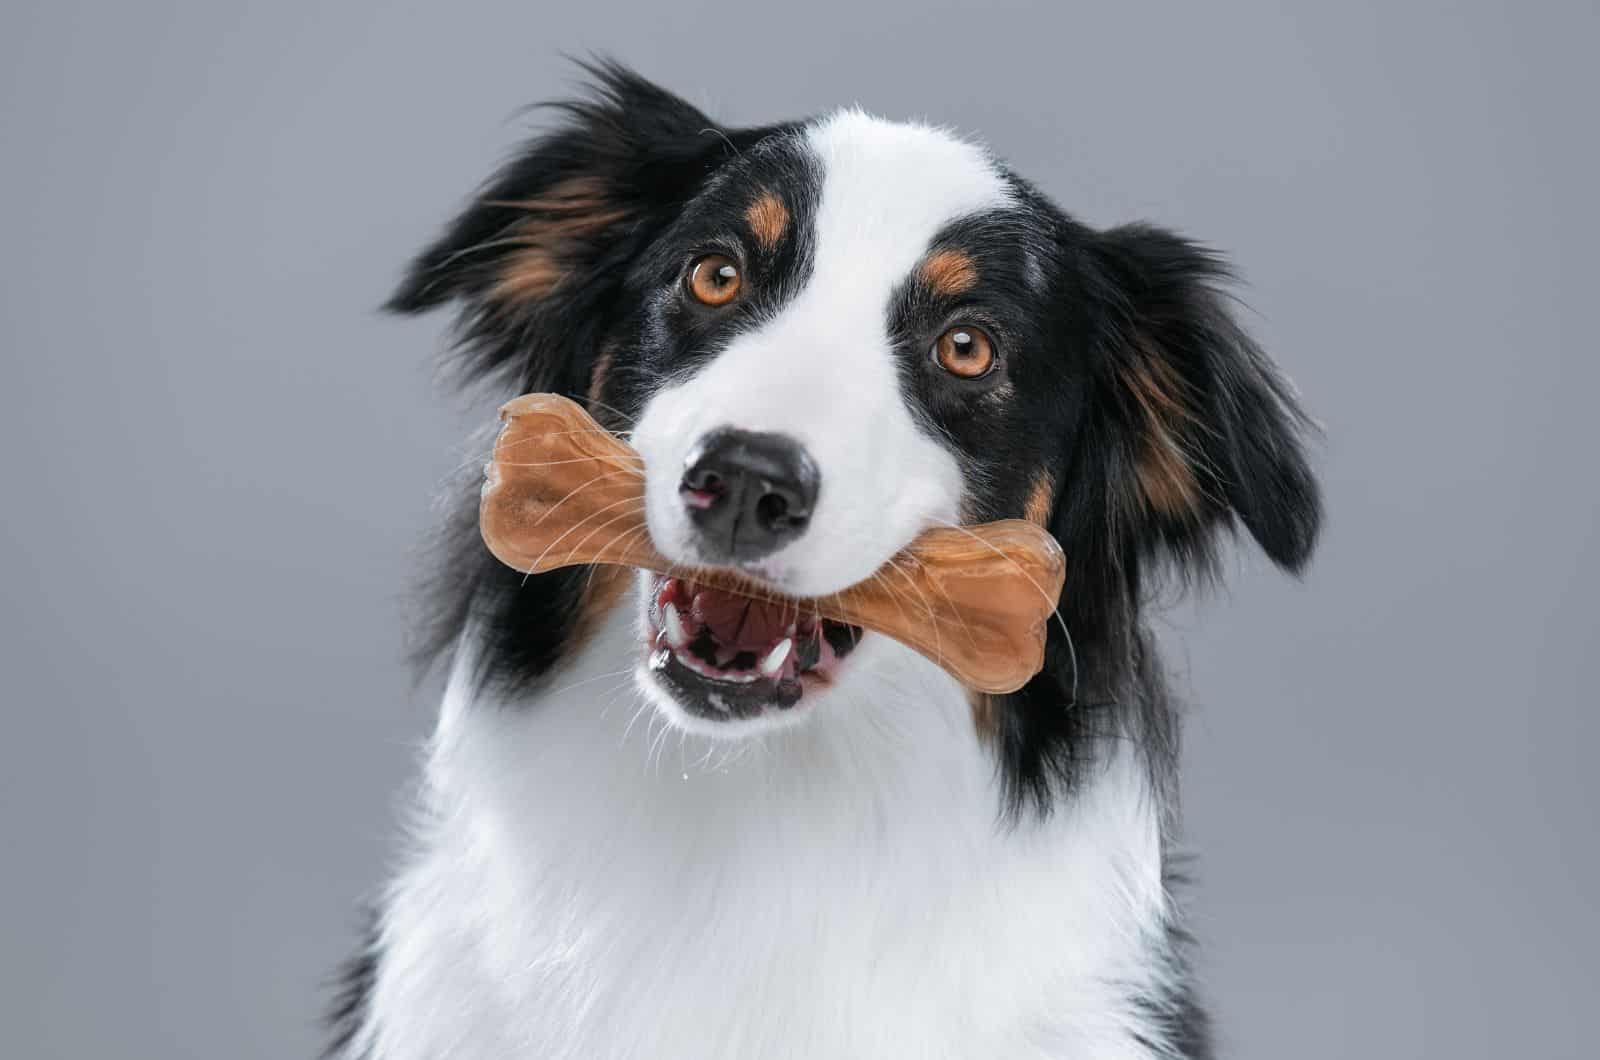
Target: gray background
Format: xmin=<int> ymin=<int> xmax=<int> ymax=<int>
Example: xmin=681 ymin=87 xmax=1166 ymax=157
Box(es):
xmin=2 ymin=1 xmax=1595 ymax=1057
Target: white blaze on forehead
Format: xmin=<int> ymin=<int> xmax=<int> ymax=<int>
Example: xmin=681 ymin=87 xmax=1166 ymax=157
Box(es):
xmin=633 ymin=110 xmax=1013 ymax=597
xmin=804 ymin=108 xmax=1012 ymax=305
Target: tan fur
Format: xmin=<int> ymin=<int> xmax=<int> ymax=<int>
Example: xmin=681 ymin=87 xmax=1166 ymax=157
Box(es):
xmin=587 ymin=343 xmax=616 ymax=413
xmin=745 ymin=191 xmax=790 ymax=249
xmin=919 ymin=249 xmax=979 ymax=296
xmin=491 ymin=250 xmax=566 ymax=303
xmin=488 ymin=177 xmax=630 ymax=303
xmin=1024 ymin=471 xmax=1055 ymax=527
xmin=1121 ymin=348 xmax=1203 ymax=517
xmin=488 ymin=175 xmax=612 ymax=216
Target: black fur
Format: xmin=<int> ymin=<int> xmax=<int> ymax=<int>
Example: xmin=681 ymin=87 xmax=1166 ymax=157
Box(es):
xmin=324 ymin=910 xmax=380 ymax=1060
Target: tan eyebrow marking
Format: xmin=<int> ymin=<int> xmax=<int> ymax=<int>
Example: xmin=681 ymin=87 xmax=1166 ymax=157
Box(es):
xmin=745 ymin=191 xmax=790 ymax=249
xmin=919 ymin=249 xmax=979 ymax=297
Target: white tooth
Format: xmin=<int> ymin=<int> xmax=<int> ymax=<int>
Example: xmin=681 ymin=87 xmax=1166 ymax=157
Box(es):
xmin=663 ymin=602 xmax=689 ymax=648
xmin=760 ymin=638 xmax=793 ymax=677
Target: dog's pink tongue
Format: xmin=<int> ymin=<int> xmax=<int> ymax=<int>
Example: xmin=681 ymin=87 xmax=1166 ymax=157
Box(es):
xmin=691 ymin=588 xmax=792 ymax=651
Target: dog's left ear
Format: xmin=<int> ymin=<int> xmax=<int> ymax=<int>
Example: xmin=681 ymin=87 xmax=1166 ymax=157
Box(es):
xmin=1080 ymin=223 xmax=1322 ymax=577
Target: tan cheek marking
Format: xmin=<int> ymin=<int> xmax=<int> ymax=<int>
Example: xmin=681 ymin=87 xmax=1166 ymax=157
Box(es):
xmin=1024 ymin=470 xmax=1055 ymax=526
xmin=587 ymin=343 xmax=615 ymax=412
xmin=745 ymin=191 xmax=790 ymax=249
xmin=1121 ymin=348 xmax=1203 ymax=518
xmin=488 ymin=176 xmax=630 ymax=303
xmin=919 ymin=249 xmax=979 ymax=297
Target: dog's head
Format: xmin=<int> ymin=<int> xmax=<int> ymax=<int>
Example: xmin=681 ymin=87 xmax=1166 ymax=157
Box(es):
xmin=392 ymin=64 xmax=1320 ymax=761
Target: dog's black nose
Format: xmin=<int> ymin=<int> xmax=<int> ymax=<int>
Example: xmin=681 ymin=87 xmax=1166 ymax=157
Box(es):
xmin=680 ymin=428 xmax=820 ymax=562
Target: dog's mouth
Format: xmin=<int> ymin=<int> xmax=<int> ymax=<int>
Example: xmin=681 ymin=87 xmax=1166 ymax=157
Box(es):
xmin=642 ymin=574 xmax=862 ymax=722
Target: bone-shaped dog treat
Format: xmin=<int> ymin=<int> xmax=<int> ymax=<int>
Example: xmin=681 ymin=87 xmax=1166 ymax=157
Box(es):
xmin=479 ymin=394 xmax=1066 ymax=694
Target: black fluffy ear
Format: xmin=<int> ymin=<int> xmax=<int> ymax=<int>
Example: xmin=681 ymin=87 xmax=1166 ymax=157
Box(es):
xmin=387 ymin=61 xmax=768 ymax=393
xmin=1083 ymin=224 xmax=1322 ymax=578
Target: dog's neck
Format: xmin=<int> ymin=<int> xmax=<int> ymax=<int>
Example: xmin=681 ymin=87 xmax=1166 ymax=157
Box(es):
xmin=361 ymin=601 xmax=1178 ymax=1060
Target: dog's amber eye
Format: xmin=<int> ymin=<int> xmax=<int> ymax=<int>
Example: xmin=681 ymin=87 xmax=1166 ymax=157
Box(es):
xmin=687 ymin=254 xmax=742 ymax=306
xmin=934 ymin=326 xmax=996 ymax=378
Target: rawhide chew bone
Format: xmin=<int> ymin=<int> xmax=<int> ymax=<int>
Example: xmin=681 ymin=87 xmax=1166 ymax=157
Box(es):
xmin=480 ymin=394 xmax=1066 ymax=694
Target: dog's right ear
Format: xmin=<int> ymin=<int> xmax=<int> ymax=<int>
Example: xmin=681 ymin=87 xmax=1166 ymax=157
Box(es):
xmin=387 ymin=61 xmax=769 ymax=394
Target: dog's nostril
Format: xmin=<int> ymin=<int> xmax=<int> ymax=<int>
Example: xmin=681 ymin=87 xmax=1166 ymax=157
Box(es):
xmin=688 ymin=470 xmax=726 ymax=496
xmin=755 ymin=491 xmax=796 ymax=530
xmin=680 ymin=428 xmax=820 ymax=562
xmin=681 ymin=466 xmax=723 ymax=494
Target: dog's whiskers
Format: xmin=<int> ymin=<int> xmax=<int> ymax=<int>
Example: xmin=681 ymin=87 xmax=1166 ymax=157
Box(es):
xmin=519 ymin=493 xmax=646 ymax=586
xmin=577 ymin=396 xmax=642 ymax=429
xmin=864 ymin=569 xmax=932 ymax=666
xmin=621 ymin=694 xmax=655 ymax=746
xmin=895 ymin=552 xmax=981 ymax=655
xmin=493 ymin=454 xmax=644 ymax=470
xmin=527 ymin=467 xmax=639 ymax=529
xmin=881 ymin=554 xmax=962 ymax=663
xmin=556 ymin=503 xmax=650 ymax=573
xmin=550 ymin=667 xmax=639 ymax=701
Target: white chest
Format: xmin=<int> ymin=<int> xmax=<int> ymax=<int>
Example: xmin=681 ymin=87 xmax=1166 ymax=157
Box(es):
xmin=358 ymin=609 xmax=1174 ymax=1060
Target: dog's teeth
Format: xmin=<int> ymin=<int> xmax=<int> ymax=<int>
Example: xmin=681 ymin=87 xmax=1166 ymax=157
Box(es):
xmin=760 ymin=638 xmax=793 ymax=677
xmin=663 ymin=602 xmax=690 ymax=648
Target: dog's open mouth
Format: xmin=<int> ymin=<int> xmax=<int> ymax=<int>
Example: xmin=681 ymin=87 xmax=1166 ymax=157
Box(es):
xmin=643 ymin=574 xmax=862 ymax=721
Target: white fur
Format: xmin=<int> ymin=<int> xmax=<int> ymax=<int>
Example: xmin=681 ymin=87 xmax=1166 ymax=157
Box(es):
xmin=356 ymin=114 xmax=1180 ymax=1059
xmin=361 ymin=606 xmax=1178 ymax=1060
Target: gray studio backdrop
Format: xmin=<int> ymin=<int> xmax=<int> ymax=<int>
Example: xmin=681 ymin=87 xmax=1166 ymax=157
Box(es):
xmin=2 ymin=1 xmax=1595 ymax=1057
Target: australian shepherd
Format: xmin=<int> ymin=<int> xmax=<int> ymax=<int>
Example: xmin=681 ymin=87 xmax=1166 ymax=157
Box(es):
xmin=329 ymin=62 xmax=1322 ymax=1060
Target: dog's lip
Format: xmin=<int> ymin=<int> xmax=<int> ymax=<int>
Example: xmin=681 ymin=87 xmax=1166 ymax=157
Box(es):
xmin=640 ymin=574 xmax=861 ymax=718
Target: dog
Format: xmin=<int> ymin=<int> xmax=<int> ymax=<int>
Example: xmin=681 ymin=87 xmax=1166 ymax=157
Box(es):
xmin=329 ymin=62 xmax=1321 ymax=1060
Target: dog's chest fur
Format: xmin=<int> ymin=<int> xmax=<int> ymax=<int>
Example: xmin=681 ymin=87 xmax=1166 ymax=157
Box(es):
xmin=357 ymin=605 xmax=1176 ymax=1060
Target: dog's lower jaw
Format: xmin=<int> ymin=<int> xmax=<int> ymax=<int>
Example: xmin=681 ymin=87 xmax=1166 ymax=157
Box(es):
xmin=357 ymin=606 xmax=1181 ymax=1060
xmin=635 ymin=572 xmax=867 ymax=739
